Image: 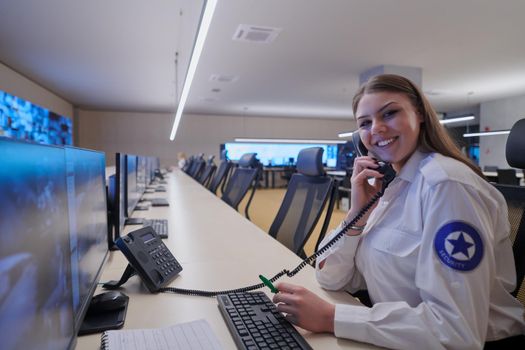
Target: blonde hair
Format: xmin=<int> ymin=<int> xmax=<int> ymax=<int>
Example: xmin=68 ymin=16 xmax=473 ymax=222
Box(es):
xmin=352 ymin=74 xmax=483 ymax=178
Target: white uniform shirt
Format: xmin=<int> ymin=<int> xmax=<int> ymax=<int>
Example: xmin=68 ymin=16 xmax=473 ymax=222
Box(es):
xmin=316 ymin=150 xmax=525 ymax=349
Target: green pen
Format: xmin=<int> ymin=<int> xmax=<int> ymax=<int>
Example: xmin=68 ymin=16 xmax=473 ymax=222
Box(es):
xmin=259 ymin=274 xmax=279 ymax=293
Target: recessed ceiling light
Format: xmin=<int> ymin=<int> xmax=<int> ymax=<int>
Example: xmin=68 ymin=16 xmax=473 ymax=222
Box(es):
xmin=211 ymin=88 xmax=221 ymax=93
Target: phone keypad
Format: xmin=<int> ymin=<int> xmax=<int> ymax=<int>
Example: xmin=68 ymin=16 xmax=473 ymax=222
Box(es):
xmin=148 ymin=242 xmax=182 ymax=277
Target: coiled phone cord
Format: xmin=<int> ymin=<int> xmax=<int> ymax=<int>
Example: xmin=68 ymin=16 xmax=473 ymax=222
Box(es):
xmin=158 ymin=188 xmax=386 ymax=297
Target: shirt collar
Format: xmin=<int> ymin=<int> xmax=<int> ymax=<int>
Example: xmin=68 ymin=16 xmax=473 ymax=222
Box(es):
xmin=397 ymin=149 xmax=431 ymax=183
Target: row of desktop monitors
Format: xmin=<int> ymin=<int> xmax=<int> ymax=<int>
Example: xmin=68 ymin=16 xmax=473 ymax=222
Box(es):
xmin=0 ymin=136 xmax=160 ymax=350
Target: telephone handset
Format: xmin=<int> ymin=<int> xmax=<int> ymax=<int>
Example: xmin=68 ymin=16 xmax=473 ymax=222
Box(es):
xmin=352 ymin=132 xmax=396 ymax=190
xmin=103 ymin=226 xmax=182 ymax=293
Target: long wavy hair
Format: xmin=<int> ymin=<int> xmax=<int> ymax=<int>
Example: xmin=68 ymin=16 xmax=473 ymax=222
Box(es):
xmin=352 ymin=74 xmax=483 ymax=178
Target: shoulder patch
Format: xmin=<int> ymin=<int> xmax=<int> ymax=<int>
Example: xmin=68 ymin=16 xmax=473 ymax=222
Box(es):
xmin=433 ymin=221 xmax=484 ymax=272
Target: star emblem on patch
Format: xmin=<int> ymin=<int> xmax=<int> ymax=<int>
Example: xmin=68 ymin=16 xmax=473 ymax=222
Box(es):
xmin=434 ymin=221 xmax=484 ymax=271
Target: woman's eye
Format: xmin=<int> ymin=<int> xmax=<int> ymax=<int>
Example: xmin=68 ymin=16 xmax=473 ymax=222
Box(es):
xmin=384 ymin=110 xmax=398 ymax=118
xmin=358 ymin=120 xmax=371 ymax=128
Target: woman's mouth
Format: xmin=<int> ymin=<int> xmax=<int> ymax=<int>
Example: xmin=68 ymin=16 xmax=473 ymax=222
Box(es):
xmin=375 ymin=137 xmax=397 ymax=147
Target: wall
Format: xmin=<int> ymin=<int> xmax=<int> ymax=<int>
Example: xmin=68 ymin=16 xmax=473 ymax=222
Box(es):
xmin=77 ymin=110 xmax=356 ymax=166
xmin=479 ymin=94 xmax=525 ymax=169
xmin=0 ymin=62 xmax=74 ymax=124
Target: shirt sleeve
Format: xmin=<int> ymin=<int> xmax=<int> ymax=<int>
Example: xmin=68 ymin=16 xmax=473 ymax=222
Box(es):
xmin=315 ymin=222 xmax=367 ymax=292
xmin=331 ymin=181 xmax=497 ymax=350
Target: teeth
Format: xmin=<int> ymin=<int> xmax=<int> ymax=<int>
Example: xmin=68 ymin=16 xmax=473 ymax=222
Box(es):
xmin=377 ymin=138 xmax=395 ymax=147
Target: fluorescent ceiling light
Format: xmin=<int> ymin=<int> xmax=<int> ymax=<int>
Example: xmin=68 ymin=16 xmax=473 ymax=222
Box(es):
xmin=463 ymin=130 xmax=510 ymax=137
xmin=338 ymin=131 xmax=355 ymax=138
xmin=169 ymin=0 xmax=218 ymax=141
xmin=440 ymin=115 xmax=475 ymax=125
xmin=234 ymin=138 xmax=346 ymax=144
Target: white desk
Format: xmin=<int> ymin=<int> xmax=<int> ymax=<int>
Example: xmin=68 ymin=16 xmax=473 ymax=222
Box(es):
xmin=76 ymin=170 xmax=377 ymax=349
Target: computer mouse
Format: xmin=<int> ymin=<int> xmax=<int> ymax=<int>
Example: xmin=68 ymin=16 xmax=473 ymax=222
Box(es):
xmin=88 ymin=291 xmax=129 ymax=314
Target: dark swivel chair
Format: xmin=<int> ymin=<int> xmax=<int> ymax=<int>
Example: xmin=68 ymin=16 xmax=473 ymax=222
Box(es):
xmin=221 ymin=153 xmax=261 ymax=220
xmin=493 ymin=118 xmax=525 ymax=306
xmin=188 ymin=154 xmax=205 ymax=179
xmin=208 ymin=158 xmax=233 ymax=195
xmin=182 ymin=155 xmax=194 ymax=173
xmin=268 ymin=147 xmax=337 ymax=258
xmin=497 ymin=168 xmax=519 ymax=185
xmin=197 ymin=155 xmax=217 ymax=186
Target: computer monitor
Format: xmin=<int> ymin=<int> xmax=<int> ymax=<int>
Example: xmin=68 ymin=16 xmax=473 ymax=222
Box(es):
xmin=108 ymin=153 xmax=127 ymax=243
xmin=126 ymin=154 xmax=139 ymax=216
xmin=136 ymin=155 xmax=147 ymax=194
xmin=65 ymin=147 xmax=109 ymax=332
xmin=0 ymin=137 xmax=75 ymax=350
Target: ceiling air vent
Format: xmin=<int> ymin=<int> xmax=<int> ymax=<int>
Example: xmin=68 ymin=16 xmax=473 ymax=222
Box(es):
xmin=209 ymin=74 xmax=238 ymax=83
xmin=232 ymin=24 xmax=282 ymax=43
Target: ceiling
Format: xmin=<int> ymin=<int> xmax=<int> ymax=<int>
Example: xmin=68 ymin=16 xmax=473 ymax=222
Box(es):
xmin=1 ymin=0 xmax=525 ymax=119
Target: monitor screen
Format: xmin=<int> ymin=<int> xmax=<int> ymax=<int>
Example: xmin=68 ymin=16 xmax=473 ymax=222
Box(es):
xmin=336 ymin=141 xmax=357 ymax=170
xmin=223 ymin=142 xmax=339 ymax=167
xmin=0 ymin=137 xmax=75 ymax=350
xmin=65 ymin=147 xmax=108 ymax=329
xmin=114 ymin=153 xmax=127 ymax=239
xmin=0 ymin=89 xmax=73 ymax=145
xmin=137 ymin=155 xmax=147 ymax=194
xmin=126 ymin=154 xmax=139 ymax=216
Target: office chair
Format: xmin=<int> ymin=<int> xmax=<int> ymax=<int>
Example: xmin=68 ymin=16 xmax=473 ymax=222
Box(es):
xmin=182 ymin=155 xmax=194 ymax=173
xmin=497 ymin=168 xmax=519 ymax=185
xmin=268 ymin=147 xmax=337 ymax=258
xmin=188 ymin=154 xmax=205 ymax=179
xmin=221 ymin=153 xmax=261 ymax=220
xmin=494 ymin=118 xmax=525 ymax=306
xmin=197 ymin=155 xmax=217 ymax=186
xmin=209 ymin=158 xmax=233 ymax=195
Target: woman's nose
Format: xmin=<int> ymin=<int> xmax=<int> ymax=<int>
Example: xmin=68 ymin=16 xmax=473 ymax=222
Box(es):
xmin=371 ymin=118 xmax=386 ymax=134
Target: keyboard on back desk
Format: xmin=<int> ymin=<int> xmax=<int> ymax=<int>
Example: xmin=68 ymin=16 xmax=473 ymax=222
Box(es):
xmin=143 ymin=219 xmax=168 ymax=238
xmin=217 ymin=291 xmax=312 ymax=350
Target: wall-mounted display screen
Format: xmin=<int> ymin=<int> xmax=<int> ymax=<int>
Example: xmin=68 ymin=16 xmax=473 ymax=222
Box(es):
xmin=0 ymin=89 xmax=72 ymax=145
xmin=224 ymin=142 xmax=338 ymax=167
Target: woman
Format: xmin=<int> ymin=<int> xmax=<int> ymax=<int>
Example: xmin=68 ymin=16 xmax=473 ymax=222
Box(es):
xmin=273 ymin=74 xmax=525 ymax=349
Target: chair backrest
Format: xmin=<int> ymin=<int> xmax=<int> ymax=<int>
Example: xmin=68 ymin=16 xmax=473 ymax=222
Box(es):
xmin=493 ymin=184 xmax=525 ymax=305
xmin=197 ymin=162 xmax=216 ymax=186
xmin=188 ymin=155 xmax=205 ymax=179
xmin=182 ymin=156 xmax=194 ymax=173
xmin=221 ymin=153 xmax=260 ymax=215
xmin=208 ymin=159 xmax=233 ymax=194
xmin=497 ymin=168 xmax=519 ymax=185
xmin=268 ymin=147 xmax=336 ymax=257
xmin=499 ymin=118 xmax=525 ymax=306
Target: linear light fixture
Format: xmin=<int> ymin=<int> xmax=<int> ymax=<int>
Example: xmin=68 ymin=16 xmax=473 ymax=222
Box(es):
xmin=338 ymin=131 xmax=355 ymax=138
xmin=234 ymin=138 xmax=347 ymax=144
xmin=439 ymin=115 xmax=475 ymax=125
xmin=463 ymin=130 xmax=510 ymax=137
xmin=169 ymin=0 xmax=218 ymax=141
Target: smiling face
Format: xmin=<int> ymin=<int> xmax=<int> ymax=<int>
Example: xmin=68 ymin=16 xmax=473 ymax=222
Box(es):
xmin=355 ymin=91 xmax=423 ymax=172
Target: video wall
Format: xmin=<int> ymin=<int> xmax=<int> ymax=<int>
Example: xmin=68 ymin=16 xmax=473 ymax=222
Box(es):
xmin=0 ymin=89 xmax=73 ymax=145
xmin=223 ymin=142 xmax=339 ymax=167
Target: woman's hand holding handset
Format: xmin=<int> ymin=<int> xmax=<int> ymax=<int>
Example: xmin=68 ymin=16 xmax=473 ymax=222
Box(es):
xmin=344 ymin=155 xmax=385 ymax=234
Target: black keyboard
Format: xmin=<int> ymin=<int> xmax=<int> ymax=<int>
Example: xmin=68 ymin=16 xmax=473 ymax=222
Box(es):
xmin=217 ymin=292 xmax=312 ymax=350
xmin=143 ymin=219 xmax=168 ymax=239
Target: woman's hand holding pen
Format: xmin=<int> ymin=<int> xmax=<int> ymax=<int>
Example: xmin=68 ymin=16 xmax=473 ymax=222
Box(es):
xmin=273 ymin=282 xmax=335 ymax=333
xmin=345 ymin=155 xmax=384 ymax=227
